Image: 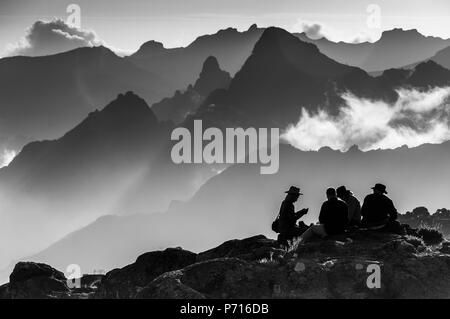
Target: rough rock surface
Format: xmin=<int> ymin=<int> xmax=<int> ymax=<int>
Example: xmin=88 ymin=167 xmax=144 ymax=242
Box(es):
xmin=0 ymin=262 xmax=70 ymax=299
xmin=197 ymin=235 xmax=285 ymax=262
xmin=94 ymin=247 xmax=197 ymax=298
xmin=1 ymin=229 xmax=450 ymax=299
xmin=138 ymin=231 xmax=450 ymax=299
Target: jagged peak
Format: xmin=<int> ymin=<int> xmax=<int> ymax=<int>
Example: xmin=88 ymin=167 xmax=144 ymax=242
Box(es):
xmin=381 ymin=28 xmax=421 ymax=37
xmin=248 ymin=23 xmax=258 ymax=31
xmin=138 ymin=40 xmax=165 ymax=51
xmin=413 ymin=59 xmax=449 ymax=72
xmin=201 ymin=56 xmax=221 ymax=73
xmin=253 ymin=27 xmax=321 ymax=55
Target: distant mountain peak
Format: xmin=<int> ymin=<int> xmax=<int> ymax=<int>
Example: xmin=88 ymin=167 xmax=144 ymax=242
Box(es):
xmin=248 ymin=24 xmax=258 ymax=31
xmin=103 ymin=91 xmax=155 ymax=116
xmin=134 ymin=40 xmax=166 ymax=56
xmin=201 ymin=56 xmax=221 ymax=72
xmin=254 ymin=27 xmax=320 ymax=53
xmin=379 ymin=28 xmax=437 ymax=42
xmin=73 ymin=91 xmax=159 ymax=132
xmin=194 ymin=56 xmax=231 ymax=96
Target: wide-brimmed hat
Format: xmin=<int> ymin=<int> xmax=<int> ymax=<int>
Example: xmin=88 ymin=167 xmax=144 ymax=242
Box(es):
xmin=285 ymin=186 xmax=303 ymax=195
xmin=336 ymin=186 xmax=350 ymax=196
xmin=372 ymin=183 xmax=388 ymax=194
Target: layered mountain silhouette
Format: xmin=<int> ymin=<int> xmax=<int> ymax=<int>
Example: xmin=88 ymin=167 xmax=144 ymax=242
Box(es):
xmin=127 ymin=24 xmax=264 ymax=92
xmin=0 ymin=46 xmax=171 ymax=155
xmin=0 ymin=92 xmax=172 ymax=269
xmin=375 ymin=60 xmax=450 ymax=89
xmin=151 ymin=56 xmax=231 ymax=124
xmin=18 ymin=141 xmax=450 ymax=279
xmin=192 ymin=28 xmax=384 ymax=127
xmin=2 ymin=25 xmax=450 ymax=282
xmin=429 ymin=46 xmax=450 ymax=70
xmin=2 ymin=25 xmax=449 ymax=157
xmin=297 ymin=28 xmax=450 ymax=72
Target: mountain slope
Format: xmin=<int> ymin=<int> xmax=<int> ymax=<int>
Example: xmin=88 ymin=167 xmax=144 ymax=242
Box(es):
xmin=0 ymin=92 xmax=172 ymax=270
xmin=23 ymin=141 xmax=450 ymax=276
xmin=127 ymin=24 xmax=264 ymax=92
xmin=151 ymin=56 xmax=231 ymax=124
xmin=195 ymin=27 xmax=395 ymax=128
xmin=430 ymin=46 xmax=450 ymax=70
xmin=297 ymin=28 xmax=450 ymax=72
xmin=0 ymin=46 xmax=171 ymax=156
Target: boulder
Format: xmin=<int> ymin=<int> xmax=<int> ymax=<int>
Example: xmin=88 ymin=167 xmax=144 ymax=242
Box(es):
xmin=138 ymin=258 xmax=277 ymax=299
xmin=197 ymin=235 xmax=285 ymax=262
xmin=3 ymin=232 xmax=450 ymax=299
xmin=95 ymin=247 xmax=196 ymax=298
xmin=137 ymin=233 xmax=450 ymax=299
xmin=0 ymin=262 xmax=70 ymax=299
xmin=440 ymin=241 xmax=450 ymax=254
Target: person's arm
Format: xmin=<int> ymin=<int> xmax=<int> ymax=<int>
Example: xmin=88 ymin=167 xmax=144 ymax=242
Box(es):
xmin=318 ymin=203 xmax=327 ymax=224
xmin=295 ymin=208 xmax=309 ymax=220
xmin=280 ymin=202 xmax=295 ymax=223
xmin=388 ymin=199 xmax=398 ymax=221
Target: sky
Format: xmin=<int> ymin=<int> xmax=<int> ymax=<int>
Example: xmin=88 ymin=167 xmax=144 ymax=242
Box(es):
xmin=1 ymin=0 xmax=450 ymax=55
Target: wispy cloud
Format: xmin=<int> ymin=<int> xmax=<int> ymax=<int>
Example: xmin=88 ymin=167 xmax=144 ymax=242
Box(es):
xmin=292 ymin=20 xmax=377 ymax=43
xmin=4 ymin=18 xmax=103 ymax=57
xmin=282 ymin=87 xmax=450 ymax=151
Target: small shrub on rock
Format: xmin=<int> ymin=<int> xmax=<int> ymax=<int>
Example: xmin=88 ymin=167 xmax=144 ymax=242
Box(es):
xmin=417 ymin=226 xmax=444 ymax=245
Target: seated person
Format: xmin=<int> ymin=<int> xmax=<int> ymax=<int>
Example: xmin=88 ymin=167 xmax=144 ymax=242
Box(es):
xmin=277 ymin=186 xmax=309 ymax=245
xmin=337 ymin=186 xmax=361 ymax=227
xmin=360 ymin=183 xmax=398 ymax=230
xmin=297 ymin=188 xmax=349 ymax=244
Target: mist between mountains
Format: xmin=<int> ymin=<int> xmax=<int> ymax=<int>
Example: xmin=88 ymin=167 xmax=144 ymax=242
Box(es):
xmin=283 ymin=86 xmax=450 ymax=152
xmin=169 ymin=86 xmax=450 ymax=175
xmin=171 ymin=120 xmax=280 ymax=175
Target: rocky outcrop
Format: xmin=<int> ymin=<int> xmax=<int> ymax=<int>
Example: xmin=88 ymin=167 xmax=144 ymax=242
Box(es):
xmin=136 ymin=231 xmax=450 ymax=299
xmin=399 ymin=207 xmax=450 ymax=238
xmin=0 ymin=262 xmax=70 ymax=299
xmin=94 ymin=248 xmax=197 ymax=298
xmin=1 ymin=228 xmax=449 ymax=299
xmin=197 ymin=235 xmax=285 ymax=262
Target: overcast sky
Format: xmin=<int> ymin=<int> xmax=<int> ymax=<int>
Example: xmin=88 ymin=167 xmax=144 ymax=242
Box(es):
xmin=1 ymin=0 xmax=450 ymax=55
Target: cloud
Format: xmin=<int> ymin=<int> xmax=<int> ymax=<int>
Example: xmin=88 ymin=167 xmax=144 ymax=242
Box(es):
xmin=282 ymin=87 xmax=450 ymax=152
xmin=0 ymin=149 xmax=17 ymax=168
xmin=293 ymin=21 xmax=326 ymax=40
xmin=292 ymin=20 xmax=377 ymax=43
xmin=4 ymin=19 xmax=103 ymax=57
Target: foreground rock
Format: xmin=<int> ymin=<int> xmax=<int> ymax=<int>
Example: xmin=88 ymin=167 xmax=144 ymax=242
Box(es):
xmin=137 ymin=231 xmax=450 ymax=299
xmin=94 ymin=248 xmax=197 ymax=298
xmin=0 ymin=262 xmax=70 ymax=299
xmin=1 ymin=229 xmax=450 ymax=299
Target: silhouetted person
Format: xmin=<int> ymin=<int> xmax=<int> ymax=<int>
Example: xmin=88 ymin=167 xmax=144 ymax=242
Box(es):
xmin=337 ymin=186 xmax=361 ymax=226
xmin=297 ymin=188 xmax=348 ymax=243
xmin=277 ymin=186 xmax=309 ymax=245
xmin=360 ymin=183 xmax=398 ymax=230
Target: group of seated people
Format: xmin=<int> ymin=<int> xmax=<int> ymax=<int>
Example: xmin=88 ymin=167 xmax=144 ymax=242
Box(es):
xmin=275 ymin=183 xmax=398 ymax=246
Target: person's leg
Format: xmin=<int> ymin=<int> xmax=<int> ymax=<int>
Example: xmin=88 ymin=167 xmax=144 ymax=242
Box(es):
xmin=310 ymin=224 xmax=327 ymax=238
xmin=296 ymin=224 xmax=327 ymax=245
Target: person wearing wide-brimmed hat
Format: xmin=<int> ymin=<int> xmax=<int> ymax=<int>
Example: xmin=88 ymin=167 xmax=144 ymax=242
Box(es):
xmin=274 ymin=186 xmax=309 ymax=245
xmin=360 ymin=183 xmax=398 ymax=230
